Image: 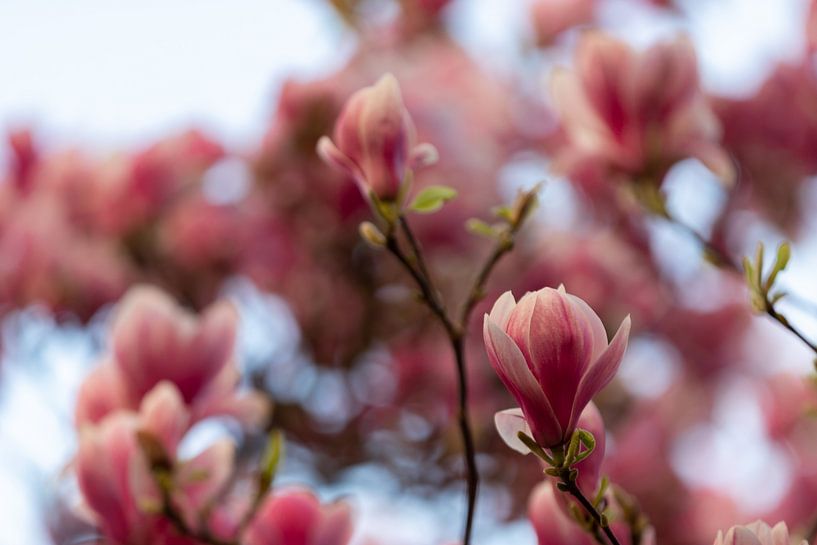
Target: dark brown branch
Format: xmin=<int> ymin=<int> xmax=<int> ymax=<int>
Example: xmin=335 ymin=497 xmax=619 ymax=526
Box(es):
xmin=558 ymin=475 xmax=622 ymax=545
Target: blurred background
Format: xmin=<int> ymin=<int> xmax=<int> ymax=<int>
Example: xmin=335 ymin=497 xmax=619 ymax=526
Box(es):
xmin=3 ymin=1 xmax=817 ymax=545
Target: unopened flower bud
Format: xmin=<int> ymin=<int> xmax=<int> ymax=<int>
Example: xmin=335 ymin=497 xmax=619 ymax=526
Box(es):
xmin=317 ymin=73 xmax=438 ymax=202
xmin=359 ymin=221 xmax=387 ymax=248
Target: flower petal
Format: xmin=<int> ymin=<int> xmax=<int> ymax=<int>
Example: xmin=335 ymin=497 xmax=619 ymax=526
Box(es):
xmin=569 ymin=315 xmax=631 ymax=432
xmin=484 ymin=315 xmax=562 ymax=446
xmin=494 ymin=408 xmax=532 ymax=454
xmin=487 ymin=291 xmax=517 ymax=329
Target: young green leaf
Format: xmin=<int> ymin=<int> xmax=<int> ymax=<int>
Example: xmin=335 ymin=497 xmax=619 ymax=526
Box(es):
xmin=465 ymin=218 xmax=498 ymax=238
xmin=408 ymin=185 xmax=458 ymax=214
xmin=257 ymin=430 xmax=285 ymax=498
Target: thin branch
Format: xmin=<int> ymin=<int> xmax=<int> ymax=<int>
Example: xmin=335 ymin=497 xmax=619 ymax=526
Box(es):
xmin=382 ymin=188 xmax=534 ymax=545
xmin=558 ymin=475 xmax=622 ymax=545
xmin=384 ymin=223 xmax=477 ymax=544
xmin=662 ymin=211 xmax=817 ymax=358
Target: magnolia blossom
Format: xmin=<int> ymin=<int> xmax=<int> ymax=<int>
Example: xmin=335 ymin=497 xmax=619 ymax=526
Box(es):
xmin=484 ymin=286 xmax=630 ymax=448
xmin=551 ymin=32 xmax=734 ymax=185
xmin=244 ymin=488 xmax=353 ymax=545
xmin=76 ymin=383 xmax=235 ymax=545
xmin=75 ymin=285 xmax=269 ymax=429
xmin=317 ymin=73 xmax=438 ymax=201
xmin=713 ymin=521 xmax=807 ymax=545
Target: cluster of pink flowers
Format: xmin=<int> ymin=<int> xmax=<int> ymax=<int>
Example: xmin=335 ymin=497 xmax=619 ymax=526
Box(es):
xmin=6 ymin=1 xmax=817 ymax=544
xmin=72 ymin=285 xmax=354 ymax=545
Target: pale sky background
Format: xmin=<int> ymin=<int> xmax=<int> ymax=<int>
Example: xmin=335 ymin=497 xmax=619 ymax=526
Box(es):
xmin=0 ymin=1 xmax=814 ymax=545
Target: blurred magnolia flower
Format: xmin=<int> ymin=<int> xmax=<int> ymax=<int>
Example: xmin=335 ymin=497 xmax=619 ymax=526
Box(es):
xmin=76 ymin=383 xmax=235 ymax=545
xmin=75 ymin=285 xmax=270 ymax=429
xmin=713 ymin=521 xmax=807 ymax=545
xmin=244 ymin=488 xmax=354 ymax=545
xmin=484 ymin=286 xmax=630 ymax=448
xmin=317 ymin=73 xmax=438 ymax=201
xmin=551 ymin=32 xmax=734 ymax=186
xmin=530 ymin=0 xmax=595 ymax=46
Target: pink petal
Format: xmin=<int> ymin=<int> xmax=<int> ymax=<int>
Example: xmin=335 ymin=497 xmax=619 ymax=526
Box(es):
xmin=564 ymin=291 xmax=609 ymax=363
xmin=524 ymin=289 xmax=597 ymax=428
xmin=75 ymin=359 xmax=130 ymax=428
xmin=358 ymin=74 xmax=412 ymax=200
xmin=484 ymin=315 xmax=562 ymax=446
xmin=76 ymin=415 xmax=143 ymax=544
xmin=494 ymin=408 xmax=533 ymax=454
xmin=487 ymin=291 xmax=517 ymax=329
xmin=569 ymin=315 xmax=631 ymax=432
xmin=575 ymin=31 xmax=633 ymax=138
xmin=316 ymin=136 xmax=364 ymax=183
xmin=139 ymin=381 xmax=190 ymax=455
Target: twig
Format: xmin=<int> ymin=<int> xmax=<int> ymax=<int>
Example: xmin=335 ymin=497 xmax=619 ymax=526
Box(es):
xmin=662 ymin=211 xmax=817 ymax=358
xmin=557 ymin=474 xmax=621 ymax=545
xmin=384 ymin=220 xmax=477 ymax=544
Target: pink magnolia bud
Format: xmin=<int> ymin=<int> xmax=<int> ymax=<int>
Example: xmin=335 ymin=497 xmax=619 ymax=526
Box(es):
xmin=317 ymin=73 xmax=438 ymax=201
xmin=244 ymin=488 xmax=353 ymax=545
xmin=484 ymin=286 xmax=630 ymax=448
xmin=713 ymin=521 xmax=806 ymax=545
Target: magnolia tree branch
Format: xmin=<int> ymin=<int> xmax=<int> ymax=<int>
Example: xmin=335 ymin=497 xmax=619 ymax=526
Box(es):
xmin=556 ymin=473 xmax=622 ymax=545
xmin=384 ymin=219 xmax=478 ymax=544
xmin=660 ymin=210 xmax=817 ymax=358
xmin=381 ymin=191 xmax=535 ymax=545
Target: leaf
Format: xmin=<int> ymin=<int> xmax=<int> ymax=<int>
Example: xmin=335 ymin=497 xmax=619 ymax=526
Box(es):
xmin=408 ymin=185 xmax=458 ymax=214
xmin=257 ymin=430 xmax=285 ymax=497
xmin=766 ymin=241 xmax=791 ymax=291
xmin=754 ymin=242 xmax=765 ymax=291
xmin=776 ymin=241 xmax=791 ymax=270
xmin=466 ymin=218 xmax=498 ymax=238
xmin=492 ymin=205 xmax=514 ymax=223
xmin=742 ymin=256 xmax=756 ymax=290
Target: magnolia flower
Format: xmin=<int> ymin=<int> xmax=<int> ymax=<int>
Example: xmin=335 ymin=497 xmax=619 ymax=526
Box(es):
xmin=76 ymin=383 xmax=235 ymax=545
xmin=244 ymin=488 xmax=354 ymax=545
xmin=317 ymin=73 xmax=438 ymax=201
xmin=713 ymin=521 xmax=807 ymax=545
xmin=75 ymin=285 xmax=269 ymax=430
xmin=484 ymin=286 xmax=630 ymax=448
xmin=551 ymin=32 xmax=734 ymax=186
xmin=111 ymin=285 xmax=270 ymax=426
